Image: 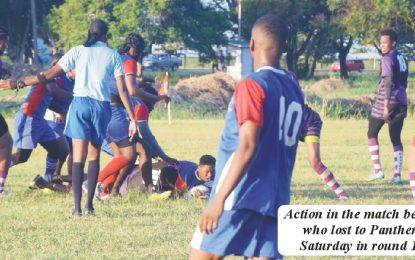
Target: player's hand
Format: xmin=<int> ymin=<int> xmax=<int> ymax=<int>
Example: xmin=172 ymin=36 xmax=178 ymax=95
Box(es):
xmin=0 ymin=79 xmax=16 ymax=90
xmin=165 ymin=157 xmax=179 ymax=167
xmin=54 ymin=112 xmax=66 ymax=123
xmin=158 ymin=95 xmax=170 ymax=104
xmin=198 ymin=198 xmax=224 ymax=235
xmin=128 ymin=120 xmax=137 ymax=141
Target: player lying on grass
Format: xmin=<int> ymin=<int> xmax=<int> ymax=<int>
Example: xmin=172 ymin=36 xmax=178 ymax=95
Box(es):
xmin=99 ymin=85 xmax=177 ymax=200
xmin=116 ymin=155 xmax=216 ymax=200
xmin=300 ymin=104 xmax=350 ymax=200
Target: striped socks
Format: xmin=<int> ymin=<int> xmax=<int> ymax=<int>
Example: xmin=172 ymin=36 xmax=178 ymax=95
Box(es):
xmin=393 ymin=145 xmax=403 ymax=179
xmin=410 ymin=172 xmax=415 ymax=202
xmin=44 ymin=155 xmax=58 ymax=182
xmin=0 ymin=170 xmax=7 ymax=194
xmin=314 ymin=162 xmax=349 ymax=199
xmin=368 ymin=138 xmax=382 ymax=174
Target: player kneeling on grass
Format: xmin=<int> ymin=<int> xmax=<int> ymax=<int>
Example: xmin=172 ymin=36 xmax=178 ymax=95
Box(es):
xmin=300 ymin=104 xmax=350 ymax=200
xmin=189 ymin=15 xmax=304 ymax=259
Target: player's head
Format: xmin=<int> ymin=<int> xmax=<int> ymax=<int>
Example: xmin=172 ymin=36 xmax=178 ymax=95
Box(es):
xmin=51 ymin=51 xmax=63 ymax=66
xmin=143 ymin=85 xmax=158 ymax=112
xmin=119 ymin=33 xmax=145 ymax=61
xmin=0 ymin=26 xmax=9 ymax=56
xmin=197 ymin=155 xmax=216 ymax=182
xmin=84 ymin=19 xmax=109 ymax=47
xmin=380 ymin=28 xmax=397 ymax=54
xmin=250 ymin=14 xmax=288 ymax=65
xmin=159 ymin=166 xmax=179 ymax=191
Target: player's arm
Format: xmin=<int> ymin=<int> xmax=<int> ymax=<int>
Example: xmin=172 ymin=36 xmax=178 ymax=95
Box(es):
xmin=383 ymin=76 xmax=393 ymax=122
xmin=198 ymin=121 xmax=261 ymax=234
xmin=199 ymin=78 xmax=265 ymax=234
xmin=46 ymin=81 xmax=73 ymax=99
xmin=0 ymin=65 xmax=64 ymax=90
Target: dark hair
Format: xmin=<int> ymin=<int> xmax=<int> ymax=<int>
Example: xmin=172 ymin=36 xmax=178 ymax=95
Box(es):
xmin=159 ymin=166 xmax=178 ymax=191
xmin=84 ymin=19 xmax=108 ymax=47
xmin=51 ymin=52 xmax=64 ymax=66
xmin=380 ymin=28 xmax=398 ymax=43
xmin=199 ymin=155 xmax=216 ymax=166
xmin=0 ymin=26 xmax=9 ymax=41
xmin=118 ymin=33 xmax=145 ymax=58
xmin=253 ymin=14 xmax=288 ymax=53
xmin=143 ymin=85 xmax=158 ymax=111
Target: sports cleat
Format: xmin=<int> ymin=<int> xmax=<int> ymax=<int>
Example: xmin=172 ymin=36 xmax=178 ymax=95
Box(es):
xmin=366 ymin=171 xmax=384 ymax=181
xmin=84 ymin=207 xmax=95 ymax=216
xmin=96 ymin=192 xmax=110 ymax=201
xmin=35 ymin=176 xmax=49 ymax=189
xmin=389 ymin=176 xmax=403 ymax=185
xmin=0 ymin=190 xmax=11 ymax=197
xmin=72 ymin=209 xmax=82 ymax=217
xmin=338 ymin=194 xmax=352 ymax=200
xmin=29 ymin=175 xmax=42 ymax=189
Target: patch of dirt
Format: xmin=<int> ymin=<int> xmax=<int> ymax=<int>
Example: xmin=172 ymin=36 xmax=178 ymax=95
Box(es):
xmin=169 ymin=72 xmax=236 ymax=110
xmin=308 ymin=78 xmax=347 ymax=92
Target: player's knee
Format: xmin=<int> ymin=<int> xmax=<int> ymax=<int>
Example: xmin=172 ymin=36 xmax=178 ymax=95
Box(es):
xmin=17 ymin=150 xmax=32 ymax=163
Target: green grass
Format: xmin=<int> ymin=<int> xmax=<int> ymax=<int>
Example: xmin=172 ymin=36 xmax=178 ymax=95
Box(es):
xmin=1 ymin=117 xmax=415 ymax=259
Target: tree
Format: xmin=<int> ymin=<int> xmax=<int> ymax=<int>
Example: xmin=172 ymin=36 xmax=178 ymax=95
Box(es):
xmin=46 ymin=0 xmax=231 ymax=58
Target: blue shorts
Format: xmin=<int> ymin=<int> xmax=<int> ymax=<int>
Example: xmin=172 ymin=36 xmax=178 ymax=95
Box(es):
xmin=47 ymin=120 xmax=72 ymax=149
xmin=106 ymin=105 xmax=129 ymax=143
xmin=190 ymin=209 xmax=280 ymax=258
xmin=101 ymin=139 xmax=114 ymax=157
xmin=13 ymin=111 xmax=60 ymax=149
xmin=64 ymin=97 xmax=111 ymax=146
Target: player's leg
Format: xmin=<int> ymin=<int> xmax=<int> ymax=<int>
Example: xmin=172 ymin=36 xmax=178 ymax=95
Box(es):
xmin=367 ymin=116 xmax=385 ymax=180
xmin=188 ymin=248 xmax=222 ymax=260
xmin=11 ymin=148 xmax=32 ymax=165
xmin=388 ymin=116 xmax=404 ymax=184
xmin=408 ymin=135 xmax=415 ymax=202
xmin=71 ymin=138 xmax=88 ymax=215
xmin=98 ymin=140 xmax=130 ymax=197
xmin=136 ymin=140 xmax=153 ymax=193
xmin=40 ymin=138 xmax=67 ymax=182
xmin=305 ymin=136 xmax=350 ymax=199
xmin=111 ymin=139 xmax=136 ymax=196
xmin=52 ymin=136 xmax=70 ymax=177
xmin=0 ymin=114 xmax=12 ymax=195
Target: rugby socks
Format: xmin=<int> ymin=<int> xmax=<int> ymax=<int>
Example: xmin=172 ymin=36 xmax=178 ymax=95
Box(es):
xmin=86 ymin=160 xmax=100 ymax=210
xmin=98 ymin=156 xmax=129 ymax=195
xmin=393 ymin=145 xmax=403 ymax=179
xmin=72 ymin=162 xmax=84 ymax=213
xmin=410 ymin=172 xmax=415 ymax=201
xmin=314 ymin=162 xmax=348 ymax=198
xmin=44 ymin=154 xmax=58 ymax=182
xmin=368 ymin=138 xmax=382 ymax=174
xmin=0 ymin=170 xmax=7 ymax=194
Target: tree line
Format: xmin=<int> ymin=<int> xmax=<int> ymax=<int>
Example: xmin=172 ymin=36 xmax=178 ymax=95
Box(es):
xmin=1 ymin=0 xmax=414 ymax=79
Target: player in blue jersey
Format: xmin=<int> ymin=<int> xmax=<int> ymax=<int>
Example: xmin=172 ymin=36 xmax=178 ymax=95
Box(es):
xmin=189 ymin=15 xmax=304 ymax=259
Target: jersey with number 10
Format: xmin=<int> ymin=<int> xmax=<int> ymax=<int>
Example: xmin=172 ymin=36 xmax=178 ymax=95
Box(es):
xmin=210 ymin=67 xmax=304 ymax=218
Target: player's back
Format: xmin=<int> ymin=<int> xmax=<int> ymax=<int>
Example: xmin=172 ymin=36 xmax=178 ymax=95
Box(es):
xmin=213 ymin=67 xmax=304 ymax=218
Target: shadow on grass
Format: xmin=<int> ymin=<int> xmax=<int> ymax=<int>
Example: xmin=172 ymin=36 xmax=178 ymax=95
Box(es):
xmin=292 ymin=180 xmax=411 ymax=202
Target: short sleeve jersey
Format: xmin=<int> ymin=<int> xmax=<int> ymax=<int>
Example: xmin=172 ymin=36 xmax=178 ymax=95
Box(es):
xmin=134 ymin=102 xmax=150 ymax=121
xmin=371 ymin=49 xmax=408 ymax=118
xmin=48 ymin=75 xmax=74 ymax=114
xmin=20 ymin=83 xmax=54 ymax=118
xmin=299 ymin=104 xmax=322 ymax=140
xmin=57 ymin=41 xmax=124 ymax=102
xmin=210 ymin=66 xmax=304 ymax=218
xmin=177 ymin=161 xmax=205 ymax=189
xmin=109 ymin=53 xmax=137 ymax=96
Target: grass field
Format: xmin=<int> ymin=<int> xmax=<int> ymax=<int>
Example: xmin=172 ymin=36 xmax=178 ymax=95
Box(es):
xmin=1 ymin=117 xmax=415 ymax=259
